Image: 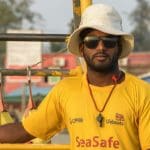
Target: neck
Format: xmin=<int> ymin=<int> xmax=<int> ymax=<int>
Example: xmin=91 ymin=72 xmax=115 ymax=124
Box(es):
xmin=87 ymin=68 xmax=121 ymax=86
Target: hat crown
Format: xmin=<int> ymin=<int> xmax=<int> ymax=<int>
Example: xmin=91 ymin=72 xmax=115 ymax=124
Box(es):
xmin=67 ymin=3 xmax=134 ymax=59
xmin=80 ymin=4 xmax=123 ymax=31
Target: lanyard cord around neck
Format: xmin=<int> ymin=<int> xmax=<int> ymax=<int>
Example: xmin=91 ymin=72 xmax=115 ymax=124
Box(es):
xmin=86 ymin=72 xmax=122 ymax=127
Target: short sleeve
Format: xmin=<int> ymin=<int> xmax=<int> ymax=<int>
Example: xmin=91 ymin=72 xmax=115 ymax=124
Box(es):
xmin=138 ymin=86 xmax=150 ymax=149
xmin=22 ymin=85 xmax=65 ymax=140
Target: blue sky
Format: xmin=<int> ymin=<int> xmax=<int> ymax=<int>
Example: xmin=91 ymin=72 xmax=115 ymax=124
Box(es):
xmin=31 ymin=0 xmax=137 ymax=34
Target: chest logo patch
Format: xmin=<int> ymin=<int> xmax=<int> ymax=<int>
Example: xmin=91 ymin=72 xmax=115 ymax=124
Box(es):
xmin=106 ymin=113 xmax=125 ymax=126
xmin=70 ymin=117 xmax=83 ymax=124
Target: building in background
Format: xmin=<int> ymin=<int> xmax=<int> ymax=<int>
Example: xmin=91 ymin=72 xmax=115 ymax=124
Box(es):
xmin=4 ymin=52 xmax=78 ymax=111
xmin=120 ymin=52 xmax=150 ymax=76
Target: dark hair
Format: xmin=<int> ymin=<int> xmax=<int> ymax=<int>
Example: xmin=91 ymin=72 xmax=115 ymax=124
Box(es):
xmin=79 ymin=28 xmax=94 ymax=42
xmin=117 ymin=37 xmax=123 ymax=57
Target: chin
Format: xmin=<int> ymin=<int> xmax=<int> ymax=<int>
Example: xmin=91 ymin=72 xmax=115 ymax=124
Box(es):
xmin=91 ymin=64 xmax=116 ymax=73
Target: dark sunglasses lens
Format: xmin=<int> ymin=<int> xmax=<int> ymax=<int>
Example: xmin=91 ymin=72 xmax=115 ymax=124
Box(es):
xmin=83 ymin=36 xmax=118 ymax=49
xmin=103 ymin=39 xmax=117 ymax=48
xmin=84 ymin=37 xmax=99 ymax=49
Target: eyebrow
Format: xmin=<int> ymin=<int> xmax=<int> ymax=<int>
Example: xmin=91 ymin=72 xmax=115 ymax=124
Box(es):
xmin=85 ymin=34 xmax=119 ymax=38
xmin=84 ymin=35 xmax=120 ymax=40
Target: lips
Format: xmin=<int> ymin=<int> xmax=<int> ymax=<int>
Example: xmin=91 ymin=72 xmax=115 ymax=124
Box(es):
xmin=93 ymin=54 xmax=108 ymax=61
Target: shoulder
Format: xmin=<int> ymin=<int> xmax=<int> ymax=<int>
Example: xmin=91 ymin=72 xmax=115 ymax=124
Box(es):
xmin=46 ymin=76 xmax=84 ymax=105
xmin=59 ymin=75 xmax=83 ymax=86
xmin=52 ymin=75 xmax=83 ymax=93
xmin=123 ymin=73 xmax=150 ymax=110
xmin=124 ymin=73 xmax=150 ymax=97
xmin=125 ymin=73 xmax=150 ymax=88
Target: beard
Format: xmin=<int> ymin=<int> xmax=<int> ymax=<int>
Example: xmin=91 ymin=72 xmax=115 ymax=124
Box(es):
xmin=83 ymin=51 xmax=119 ymax=73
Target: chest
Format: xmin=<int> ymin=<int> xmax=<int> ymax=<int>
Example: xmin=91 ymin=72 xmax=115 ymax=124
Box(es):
xmin=62 ymin=87 xmax=137 ymax=130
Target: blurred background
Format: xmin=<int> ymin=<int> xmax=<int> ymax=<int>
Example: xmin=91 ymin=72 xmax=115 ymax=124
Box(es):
xmin=0 ymin=0 xmax=149 ymax=144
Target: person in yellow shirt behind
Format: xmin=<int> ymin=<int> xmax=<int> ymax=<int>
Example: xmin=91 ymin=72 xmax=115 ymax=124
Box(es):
xmin=0 ymin=3 xmax=150 ymax=150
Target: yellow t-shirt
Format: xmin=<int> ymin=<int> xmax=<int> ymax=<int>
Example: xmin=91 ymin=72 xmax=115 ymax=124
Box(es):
xmin=22 ymin=73 xmax=150 ymax=150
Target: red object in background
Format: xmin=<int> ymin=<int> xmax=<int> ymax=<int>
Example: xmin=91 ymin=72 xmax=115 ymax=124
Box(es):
xmin=128 ymin=53 xmax=150 ymax=66
xmin=5 ymin=53 xmax=78 ymax=94
xmin=5 ymin=65 xmax=43 ymax=83
xmin=42 ymin=53 xmax=77 ymax=69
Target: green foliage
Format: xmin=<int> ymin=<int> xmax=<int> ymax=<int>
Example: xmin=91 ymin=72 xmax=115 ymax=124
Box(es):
xmin=130 ymin=0 xmax=150 ymax=51
xmin=0 ymin=0 xmax=42 ymax=33
xmin=0 ymin=0 xmax=42 ymax=67
xmin=0 ymin=41 xmax=6 ymax=67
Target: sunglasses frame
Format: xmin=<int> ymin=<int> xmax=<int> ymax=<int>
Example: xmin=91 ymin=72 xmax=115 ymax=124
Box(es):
xmin=83 ymin=35 xmax=119 ymax=49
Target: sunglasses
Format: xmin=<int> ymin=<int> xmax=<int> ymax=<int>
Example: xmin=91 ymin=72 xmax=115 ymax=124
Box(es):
xmin=83 ymin=36 xmax=119 ymax=49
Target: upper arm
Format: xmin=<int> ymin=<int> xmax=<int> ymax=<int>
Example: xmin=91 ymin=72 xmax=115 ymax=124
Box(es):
xmin=22 ymin=86 xmax=65 ymax=140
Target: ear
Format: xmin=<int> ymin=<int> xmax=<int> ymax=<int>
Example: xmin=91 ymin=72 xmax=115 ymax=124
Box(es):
xmin=79 ymin=43 xmax=84 ymax=57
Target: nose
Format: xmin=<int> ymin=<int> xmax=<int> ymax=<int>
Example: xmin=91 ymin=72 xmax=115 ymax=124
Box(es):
xmin=96 ymin=40 xmax=105 ymax=51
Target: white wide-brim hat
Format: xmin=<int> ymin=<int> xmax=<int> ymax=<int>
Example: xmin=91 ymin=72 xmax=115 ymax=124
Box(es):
xmin=67 ymin=3 xmax=134 ymax=58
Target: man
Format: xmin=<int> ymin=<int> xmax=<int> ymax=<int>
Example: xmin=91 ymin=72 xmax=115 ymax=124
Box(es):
xmin=0 ymin=3 xmax=150 ymax=150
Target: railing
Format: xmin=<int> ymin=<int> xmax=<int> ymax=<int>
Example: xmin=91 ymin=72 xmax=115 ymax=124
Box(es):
xmin=0 ymin=144 xmax=70 ymax=150
xmin=0 ymin=68 xmax=74 ymax=77
xmin=0 ymin=34 xmax=68 ymax=42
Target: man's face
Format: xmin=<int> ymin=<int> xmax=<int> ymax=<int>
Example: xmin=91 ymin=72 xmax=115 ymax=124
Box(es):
xmin=79 ymin=29 xmax=120 ymax=73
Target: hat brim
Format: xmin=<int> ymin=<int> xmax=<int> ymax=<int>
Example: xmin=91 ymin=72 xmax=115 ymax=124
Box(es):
xmin=67 ymin=26 xmax=134 ymax=58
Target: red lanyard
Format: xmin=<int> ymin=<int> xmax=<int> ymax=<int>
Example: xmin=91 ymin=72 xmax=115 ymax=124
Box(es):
xmin=86 ymin=73 xmax=122 ymax=127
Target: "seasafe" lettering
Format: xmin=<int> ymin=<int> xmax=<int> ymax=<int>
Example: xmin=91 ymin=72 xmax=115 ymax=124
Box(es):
xmin=76 ymin=136 xmax=119 ymax=148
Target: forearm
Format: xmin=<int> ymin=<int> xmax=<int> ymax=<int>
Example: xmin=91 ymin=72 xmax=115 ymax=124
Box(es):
xmin=0 ymin=122 xmax=35 ymax=143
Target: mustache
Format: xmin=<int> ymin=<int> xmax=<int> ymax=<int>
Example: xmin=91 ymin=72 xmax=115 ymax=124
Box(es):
xmin=92 ymin=52 xmax=109 ymax=58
